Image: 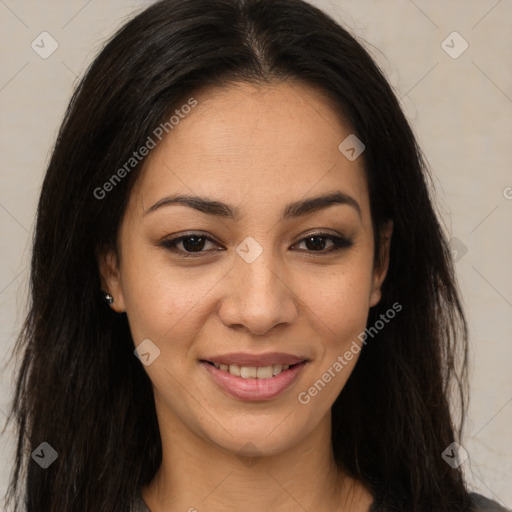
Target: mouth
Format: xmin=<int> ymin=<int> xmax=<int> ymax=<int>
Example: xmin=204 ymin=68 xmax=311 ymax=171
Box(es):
xmin=202 ymin=360 xmax=303 ymax=379
xmin=199 ymin=355 xmax=308 ymax=401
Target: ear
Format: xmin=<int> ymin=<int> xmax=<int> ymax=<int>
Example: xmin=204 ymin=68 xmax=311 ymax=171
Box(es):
xmin=97 ymin=246 xmax=126 ymax=313
xmin=369 ymin=220 xmax=393 ymax=307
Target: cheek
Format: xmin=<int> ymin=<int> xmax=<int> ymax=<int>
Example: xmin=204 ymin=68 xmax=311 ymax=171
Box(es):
xmin=119 ymin=247 xmax=223 ymax=352
xmin=122 ymin=276 xmax=193 ymax=342
xmin=295 ymin=264 xmax=373 ymax=411
xmin=302 ymin=259 xmax=374 ymax=340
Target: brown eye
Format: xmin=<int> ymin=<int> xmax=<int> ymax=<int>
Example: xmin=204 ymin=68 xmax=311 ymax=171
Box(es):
xmin=160 ymin=232 xmax=353 ymax=259
xmin=178 ymin=235 xmax=208 ymax=252
xmin=160 ymin=234 xmax=221 ymax=257
xmin=294 ymin=233 xmax=353 ymax=253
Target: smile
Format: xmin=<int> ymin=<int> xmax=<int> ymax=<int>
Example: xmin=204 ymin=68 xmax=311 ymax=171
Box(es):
xmin=205 ymin=361 xmax=295 ymax=379
xmin=200 ymin=359 xmax=307 ymax=401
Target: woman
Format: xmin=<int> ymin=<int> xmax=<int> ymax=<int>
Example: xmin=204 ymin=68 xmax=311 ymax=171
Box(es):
xmin=5 ymin=0 xmax=510 ymax=511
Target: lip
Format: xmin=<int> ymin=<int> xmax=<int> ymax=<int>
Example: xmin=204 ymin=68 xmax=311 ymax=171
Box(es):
xmin=200 ymin=360 xmax=307 ymax=401
xmin=201 ymin=352 xmax=307 ymax=367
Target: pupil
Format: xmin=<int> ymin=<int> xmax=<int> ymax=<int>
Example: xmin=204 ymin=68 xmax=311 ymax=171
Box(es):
xmin=183 ymin=236 xmax=205 ymax=252
xmin=306 ymin=236 xmax=325 ymax=251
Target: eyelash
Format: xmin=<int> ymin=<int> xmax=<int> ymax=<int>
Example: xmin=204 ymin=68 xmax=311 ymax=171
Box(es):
xmin=159 ymin=232 xmax=353 ymax=258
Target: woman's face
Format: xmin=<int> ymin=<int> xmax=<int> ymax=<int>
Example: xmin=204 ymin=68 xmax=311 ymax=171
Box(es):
xmin=101 ymin=80 xmax=391 ymax=457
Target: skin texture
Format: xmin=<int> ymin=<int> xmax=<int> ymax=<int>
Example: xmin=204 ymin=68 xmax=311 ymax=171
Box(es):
xmin=100 ymin=80 xmax=392 ymax=512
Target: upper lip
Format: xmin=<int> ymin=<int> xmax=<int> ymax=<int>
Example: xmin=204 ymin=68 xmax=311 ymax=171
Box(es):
xmin=201 ymin=352 xmax=307 ymax=367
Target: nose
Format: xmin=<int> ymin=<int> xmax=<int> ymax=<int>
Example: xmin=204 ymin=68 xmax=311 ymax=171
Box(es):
xmin=217 ymin=249 xmax=299 ymax=336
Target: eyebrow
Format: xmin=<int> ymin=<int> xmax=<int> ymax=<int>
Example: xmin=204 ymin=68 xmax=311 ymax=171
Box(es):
xmin=144 ymin=190 xmax=361 ymax=221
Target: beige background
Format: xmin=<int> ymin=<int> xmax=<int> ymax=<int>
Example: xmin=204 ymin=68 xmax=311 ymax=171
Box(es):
xmin=1 ymin=0 xmax=511 ymax=507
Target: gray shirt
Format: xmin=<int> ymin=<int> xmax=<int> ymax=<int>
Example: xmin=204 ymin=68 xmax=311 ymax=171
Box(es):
xmin=131 ymin=491 xmax=511 ymax=511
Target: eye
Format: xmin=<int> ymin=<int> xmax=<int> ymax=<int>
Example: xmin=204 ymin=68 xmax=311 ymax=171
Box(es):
xmin=159 ymin=231 xmax=353 ymax=258
xmin=292 ymin=232 xmax=353 ymax=254
xmin=159 ymin=233 xmax=222 ymax=258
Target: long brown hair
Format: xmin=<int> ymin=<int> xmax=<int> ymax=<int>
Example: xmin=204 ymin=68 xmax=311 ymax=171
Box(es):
xmin=6 ymin=1 xmax=470 ymax=510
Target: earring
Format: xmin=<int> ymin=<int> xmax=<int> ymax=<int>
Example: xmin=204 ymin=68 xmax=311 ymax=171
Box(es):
xmin=104 ymin=293 xmax=114 ymax=305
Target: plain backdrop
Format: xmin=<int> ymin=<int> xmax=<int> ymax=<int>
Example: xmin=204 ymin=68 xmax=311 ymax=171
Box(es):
xmin=1 ymin=0 xmax=511 ymax=507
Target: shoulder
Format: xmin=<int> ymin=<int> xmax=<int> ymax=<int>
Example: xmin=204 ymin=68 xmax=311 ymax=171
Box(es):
xmin=469 ymin=492 xmax=511 ymax=512
xmin=366 ymin=480 xmax=511 ymax=512
xmin=129 ymin=487 xmax=511 ymax=512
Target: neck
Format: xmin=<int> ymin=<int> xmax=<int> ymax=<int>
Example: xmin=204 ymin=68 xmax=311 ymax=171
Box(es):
xmin=142 ymin=408 xmax=372 ymax=512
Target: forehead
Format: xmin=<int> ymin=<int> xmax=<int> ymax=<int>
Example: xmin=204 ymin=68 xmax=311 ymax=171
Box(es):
xmin=130 ymin=80 xmax=370 ymax=221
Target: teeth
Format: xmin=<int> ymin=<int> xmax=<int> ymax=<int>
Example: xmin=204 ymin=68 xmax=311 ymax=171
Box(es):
xmin=256 ymin=366 xmax=274 ymax=379
xmin=228 ymin=364 xmax=241 ymax=376
xmin=211 ymin=362 xmax=295 ymax=379
xmin=240 ymin=366 xmax=257 ymax=378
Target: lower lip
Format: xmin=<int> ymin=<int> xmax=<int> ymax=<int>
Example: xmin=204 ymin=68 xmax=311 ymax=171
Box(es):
xmin=200 ymin=361 xmax=306 ymax=401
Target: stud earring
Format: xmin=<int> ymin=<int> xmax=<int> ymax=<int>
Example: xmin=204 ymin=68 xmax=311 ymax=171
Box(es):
xmin=104 ymin=293 xmax=114 ymax=305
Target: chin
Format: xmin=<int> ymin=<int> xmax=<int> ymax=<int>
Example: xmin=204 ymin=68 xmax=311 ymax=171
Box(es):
xmin=196 ymin=411 xmax=312 ymax=459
